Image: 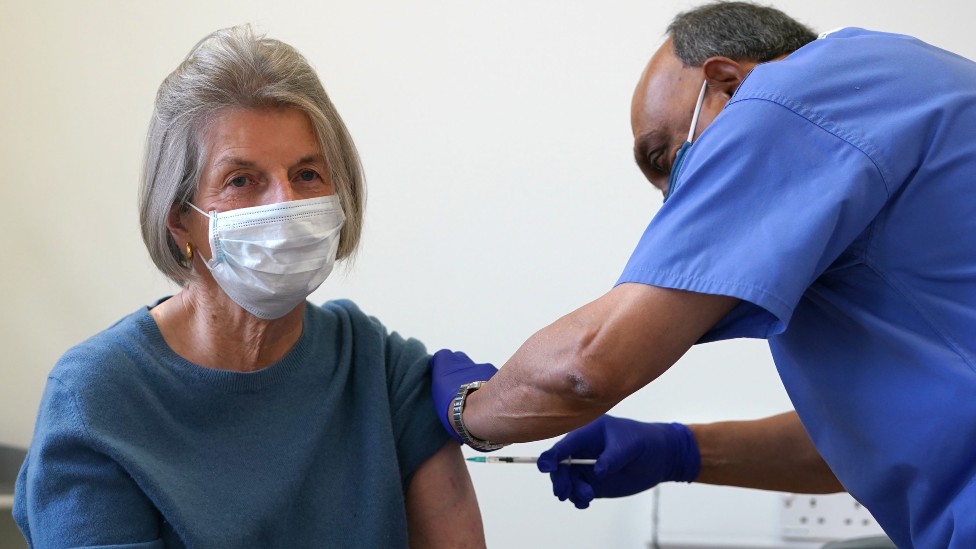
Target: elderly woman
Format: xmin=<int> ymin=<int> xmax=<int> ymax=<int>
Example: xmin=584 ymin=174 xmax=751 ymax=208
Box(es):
xmin=14 ymin=26 xmax=483 ymax=548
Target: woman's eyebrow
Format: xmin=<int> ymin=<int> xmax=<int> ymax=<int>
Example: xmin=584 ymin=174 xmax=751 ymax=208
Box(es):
xmin=211 ymin=154 xmax=326 ymax=171
xmin=292 ymin=154 xmax=327 ymax=167
xmin=214 ymin=156 xmax=258 ymax=169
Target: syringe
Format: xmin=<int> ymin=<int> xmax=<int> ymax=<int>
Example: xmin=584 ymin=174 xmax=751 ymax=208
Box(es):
xmin=466 ymin=456 xmax=597 ymax=465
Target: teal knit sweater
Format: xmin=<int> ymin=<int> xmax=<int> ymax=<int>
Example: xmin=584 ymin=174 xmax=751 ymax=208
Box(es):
xmin=15 ymin=299 xmax=448 ymax=548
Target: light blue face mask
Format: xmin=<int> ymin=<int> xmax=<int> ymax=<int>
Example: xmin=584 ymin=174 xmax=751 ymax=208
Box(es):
xmin=664 ymin=81 xmax=708 ymax=203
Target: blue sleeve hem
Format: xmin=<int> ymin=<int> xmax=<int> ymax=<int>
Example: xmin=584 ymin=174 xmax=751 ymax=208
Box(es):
xmin=615 ymin=268 xmax=790 ymax=339
xmin=78 ymin=541 xmax=165 ymax=549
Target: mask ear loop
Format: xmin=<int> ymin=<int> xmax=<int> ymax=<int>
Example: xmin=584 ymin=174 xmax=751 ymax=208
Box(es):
xmin=664 ymin=81 xmax=709 ymax=204
xmin=185 ymin=202 xmax=219 ymax=265
xmin=687 ymin=81 xmax=708 ymax=143
xmin=187 ymin=202 xmax=214 ymax=219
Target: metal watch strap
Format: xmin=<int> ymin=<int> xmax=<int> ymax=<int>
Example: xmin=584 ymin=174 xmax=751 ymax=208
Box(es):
xmin=451 ymin=381 xmax=507 ymax=452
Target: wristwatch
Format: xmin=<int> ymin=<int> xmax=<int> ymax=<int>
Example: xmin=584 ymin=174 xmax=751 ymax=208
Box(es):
xmin=451 ymin=381 xmax=508 ymax=452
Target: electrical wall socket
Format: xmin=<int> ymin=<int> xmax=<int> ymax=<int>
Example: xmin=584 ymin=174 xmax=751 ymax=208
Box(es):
xmin=780 ymin=492 xmax=886 ymax=541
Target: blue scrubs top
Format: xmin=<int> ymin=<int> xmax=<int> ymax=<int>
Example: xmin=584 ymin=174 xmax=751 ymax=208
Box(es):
xmin=618 ymin=28 xmax=976 ymax=548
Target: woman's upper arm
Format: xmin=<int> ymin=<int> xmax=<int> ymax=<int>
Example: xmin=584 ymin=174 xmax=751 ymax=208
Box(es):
xmin=405 ymin=442 xmax=485 ymax=549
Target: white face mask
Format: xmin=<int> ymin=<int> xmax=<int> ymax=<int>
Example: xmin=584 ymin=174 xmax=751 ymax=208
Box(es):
xmin=188 ymin=196 xmax=345 ymax=320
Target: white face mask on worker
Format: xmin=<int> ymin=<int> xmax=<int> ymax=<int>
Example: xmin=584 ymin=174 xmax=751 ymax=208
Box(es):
xmin=188 ymin=196 xmax=345 ymax=319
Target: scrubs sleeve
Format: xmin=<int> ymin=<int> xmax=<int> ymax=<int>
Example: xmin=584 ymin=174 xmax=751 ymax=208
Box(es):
xmin=617 ymin=97 xmax=890 ymax=341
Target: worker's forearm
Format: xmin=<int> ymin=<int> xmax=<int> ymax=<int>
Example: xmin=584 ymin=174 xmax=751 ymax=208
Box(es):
xmin=461 ymin=330 xmax=614 ymax=444
xmin=690 ymin=411 xmax=844 ymax=493
xmin=461 ymin=284 xmax=740 ymax=443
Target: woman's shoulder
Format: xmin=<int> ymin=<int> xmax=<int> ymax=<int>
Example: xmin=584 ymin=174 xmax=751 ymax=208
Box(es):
xmin=316 ymin=298 xmax=367 ymax=317
xmin=49 ymin=307 xmax=158 ymax=396
xmin=309 ymin=299 xmax=429 ymax=366
xmin=312 ymin=299 xmax=386 ymax=335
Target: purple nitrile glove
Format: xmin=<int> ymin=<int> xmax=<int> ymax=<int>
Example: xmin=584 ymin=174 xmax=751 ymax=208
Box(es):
xmin=537 ymin=415 xmax=700 ymax=509
xmin=430 ymin=349 xmax=499 ymax=444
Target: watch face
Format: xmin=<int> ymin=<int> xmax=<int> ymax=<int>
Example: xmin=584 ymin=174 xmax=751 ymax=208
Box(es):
xmin=451 ymin=381 xmax=506 ymax=451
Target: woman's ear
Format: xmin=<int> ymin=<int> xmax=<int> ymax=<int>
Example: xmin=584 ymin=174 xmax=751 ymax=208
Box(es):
xmin=702 ymin=56 xmax=755 ymax=98
xmin=166 ymin=203 xmax=192 ymax=245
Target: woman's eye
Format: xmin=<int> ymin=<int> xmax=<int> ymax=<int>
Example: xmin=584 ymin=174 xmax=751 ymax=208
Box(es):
xmin=298 ymin=169 xmax=318 ymax=182
xmin=229 ymin=175 xmax=248 ymax=188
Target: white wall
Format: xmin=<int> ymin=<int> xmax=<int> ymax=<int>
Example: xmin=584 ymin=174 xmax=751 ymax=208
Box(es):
xmin=1 ymin=1 xmax=971 ymax=547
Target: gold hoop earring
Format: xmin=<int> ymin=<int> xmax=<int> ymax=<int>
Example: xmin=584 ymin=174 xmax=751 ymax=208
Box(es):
xmin=185 ymin=242 xmax=194 ymax=262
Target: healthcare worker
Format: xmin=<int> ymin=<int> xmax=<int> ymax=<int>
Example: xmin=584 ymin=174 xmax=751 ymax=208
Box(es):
xmin=431 ymin=2 xmax=976 ymax=547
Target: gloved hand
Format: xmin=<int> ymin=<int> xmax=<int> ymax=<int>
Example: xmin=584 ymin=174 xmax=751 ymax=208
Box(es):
xmin=430 ymin=349 xmax=499 ymax=444
xmin=537 ymin=415 xmax=700 ymax=509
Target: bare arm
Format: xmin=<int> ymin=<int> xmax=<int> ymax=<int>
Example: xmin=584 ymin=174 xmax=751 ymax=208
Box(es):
xmin=405 ymin=442 xmax=485 ymax=549
xmin=691 ymin=410 xmax=844 ymax=493
xmin=452 ymin=283 xmax=841 ymax=494
xmin=463 ymin=283 xmax=740 ymax=443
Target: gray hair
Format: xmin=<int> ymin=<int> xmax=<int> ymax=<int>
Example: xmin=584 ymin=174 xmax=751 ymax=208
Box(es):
xmin=139 ymin=25 xmax=365 ymax=286
xmin=668 ymin=1 xmax=817 ymax=66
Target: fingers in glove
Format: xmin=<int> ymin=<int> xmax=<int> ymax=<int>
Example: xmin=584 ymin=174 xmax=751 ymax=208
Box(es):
xmin=549 ymin=466 xmax=574 ymax=501
xmin=569 ymin=470 xmax=595 ymax=510
xmin=537 ymin=448 xmax=561 ymax=473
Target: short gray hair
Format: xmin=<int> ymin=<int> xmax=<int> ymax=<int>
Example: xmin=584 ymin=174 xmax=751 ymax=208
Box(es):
xmin=139 ymin=25 xmax=365 ymax=286
xmin=668 ymin=1 xmax=817 ymax=66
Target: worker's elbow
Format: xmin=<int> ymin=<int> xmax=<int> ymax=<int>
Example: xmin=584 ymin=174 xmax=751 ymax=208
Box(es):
xmin=532 ymin=315 xmax=639 ymax=412
xmin=553 ymin=359 xmax=627 ymax=409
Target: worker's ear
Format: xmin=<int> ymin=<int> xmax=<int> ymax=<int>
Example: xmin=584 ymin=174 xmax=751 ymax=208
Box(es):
xmin=701 ymin=56 xmax=755 ymax=98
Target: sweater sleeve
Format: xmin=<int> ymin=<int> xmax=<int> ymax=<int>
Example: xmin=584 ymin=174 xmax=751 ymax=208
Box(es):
xmin=14 ymin=376 xmax=164 ymax=548
xmin=319 ymin=300 xmax=451 ymax=488
xmin=383 ymin=331 xmax=452 ymax=485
